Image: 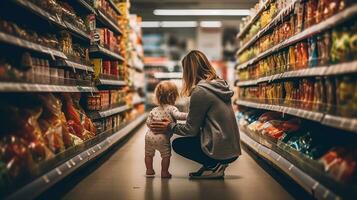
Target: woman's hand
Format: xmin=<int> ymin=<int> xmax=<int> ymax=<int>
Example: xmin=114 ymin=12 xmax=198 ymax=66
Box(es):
xmin=149 ymin=119 xmax=171 ymax=134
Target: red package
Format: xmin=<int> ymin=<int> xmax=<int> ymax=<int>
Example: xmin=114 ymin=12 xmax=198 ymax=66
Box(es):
xmin=102 ymin=60 xmax=111 ymax=75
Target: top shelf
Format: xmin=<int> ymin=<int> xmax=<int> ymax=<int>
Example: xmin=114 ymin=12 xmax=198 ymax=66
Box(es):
xmin=96 ymin=9 xmax=122 ymax=35
xmin=236 ymin=0 xmax=296 ymax=56
xmin=108 ymin=0 xmax=122 ymax=15
xmin=76 ymin=0 xmax=96 ymax=14
xmin=13 ymin=0 xmax=90 ymax=41
xmin=236 ymin=5 xmax=357 ymax=70
xmin=236 ymin=0 xmax=271 ymax=39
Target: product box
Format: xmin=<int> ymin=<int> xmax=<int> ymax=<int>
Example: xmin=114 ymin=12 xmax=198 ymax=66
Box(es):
xmin=92 ymin=58 xmax=102 ymax=78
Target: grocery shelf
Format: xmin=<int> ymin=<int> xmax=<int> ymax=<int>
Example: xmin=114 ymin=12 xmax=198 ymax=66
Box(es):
xmin=236 ymin=5 xmax=357 ymax=70
xmin=76 ymin=0 xmax=96 ymax=14
xmin=6 ymin=113 xmax=148 ymax=200
xmin=96 ymin=9 xmax=122 ymax=35
xmin=236 ymin=66 xmax=328 ymax=86
xmin=63 ymin=21 xmax=91 ymax=41
xmin=133 ymin=98 xmax=145 ymax=106
xmin=0 ymin=31 xmax=67 ymax=59
xmin=54 ymin=59 xmax=94 ymax=72
xmin=239 ymin=128 xmax=340 ymax=200
xmin=108 ymin=0 xmax=122 ymax=15
xmin=236 ymin=99 xmax=357 ymax=134
xmin=13 ymin=0 xmax=66 ymax=28
xmin=12 ymin=0 xmax=91 ymax=41
xmin=0 ymin=82 xmax=97 ymax=92
xmin=236 ymin=61 xmax=357 ymax=87
xmin=236 ymin=0 xmax=297 ymax=56
xmin=153 ymin=72 xmax=183 ymax=79
xmin=89 ymin=45 xmax=124 ymax=61
xmin=96 ymin=78 xmax=127 ymax=86
xmin=236 ymin=0 xmax=271 ymax=39
xmin=236 ymin=99 xmax=324 ymax=122
xmin=322 ymin=115 xmax=357 ymax=134
xmin=88 ymin=104 xmax=130 ymax=120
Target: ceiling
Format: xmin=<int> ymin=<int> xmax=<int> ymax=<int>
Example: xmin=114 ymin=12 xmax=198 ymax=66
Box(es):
xmin=130 ymin=0 xmax=257 ymax=21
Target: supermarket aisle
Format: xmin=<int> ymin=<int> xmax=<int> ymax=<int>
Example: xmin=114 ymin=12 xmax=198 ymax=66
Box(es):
xmin=62 ymin=125 xmax=294 ymax=200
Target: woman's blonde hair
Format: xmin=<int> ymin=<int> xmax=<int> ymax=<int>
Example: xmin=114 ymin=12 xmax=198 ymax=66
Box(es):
xmin=181 ymin=50 xmax=218 ymax=96
xmin=155 ymin=81 xmax=179 ymax=105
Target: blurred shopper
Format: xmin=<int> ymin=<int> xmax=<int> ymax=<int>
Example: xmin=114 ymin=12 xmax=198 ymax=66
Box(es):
xmin=149 ymin=50 xmax=241 ymax=179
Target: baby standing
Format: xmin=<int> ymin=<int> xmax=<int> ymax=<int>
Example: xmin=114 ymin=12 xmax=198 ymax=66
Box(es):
xmin=145 ymin=81 xmax=187 ymax=178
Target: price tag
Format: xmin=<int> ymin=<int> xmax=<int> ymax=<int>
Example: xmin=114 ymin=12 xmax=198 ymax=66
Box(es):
xmin=87 ymin=151 xmax=91 ymax=156
xmin=42 ymin=175 xmax=50 ymax=183
xmin=66 ymin=161 xmax=72 ymax=168
xmin=312 ymin=182 xmax=319 ymax=190
xmin=70 ymin=159 xmax=76 ymax=166
xmin=78 ymin=155 xmax=83 ymax=161
xmin=277 ymin=155 xmax=281 ymax=161
xmin=288 ymin=164 xmax=294 ymax=171
xmin=56 ymin=168 xmax=62 ymax=175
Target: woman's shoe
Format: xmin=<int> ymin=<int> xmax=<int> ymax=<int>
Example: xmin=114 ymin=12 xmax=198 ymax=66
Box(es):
xmin=189 ymin=164 xmax=228 ymax=179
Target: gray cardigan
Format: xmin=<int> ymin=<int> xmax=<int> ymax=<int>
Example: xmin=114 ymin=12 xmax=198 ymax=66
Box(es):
xmin=170 ymin=79 xmax=241 ymax=160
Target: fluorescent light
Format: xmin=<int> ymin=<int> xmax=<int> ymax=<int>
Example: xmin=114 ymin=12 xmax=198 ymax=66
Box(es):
xmin=200 ymin=21 xmax=222 ymax=28
xmin=153 ymin=9 xmax=250 ymax=16
xmin=154 ymin=72 xmax=183 ymax=79
xmin=141 ymin=21 xmax=160 ymax=28
xmin=141 ymin=21 xmax=198 ymax=28
xmin=161 ymin=21 xmax=197 ymax=28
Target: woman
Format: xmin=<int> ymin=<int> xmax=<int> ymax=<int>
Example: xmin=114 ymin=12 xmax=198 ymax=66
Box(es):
xmin=149 ymin=50 xmax=241 ymax=179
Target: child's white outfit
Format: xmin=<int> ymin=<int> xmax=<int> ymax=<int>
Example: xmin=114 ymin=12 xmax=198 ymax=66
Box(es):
xmin=145 ymin=105 xmax=187 ymax=158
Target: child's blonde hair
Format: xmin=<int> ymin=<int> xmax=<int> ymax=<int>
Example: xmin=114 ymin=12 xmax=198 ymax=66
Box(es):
xmin=155 ymin=81 xmax=179 ymax=105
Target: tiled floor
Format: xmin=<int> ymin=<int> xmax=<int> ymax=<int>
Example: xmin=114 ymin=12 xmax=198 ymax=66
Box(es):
xmin=62 ymin=125 xmax=294 ymax=200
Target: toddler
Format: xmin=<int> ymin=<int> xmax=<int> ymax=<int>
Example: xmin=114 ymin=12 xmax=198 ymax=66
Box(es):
xmin=145 ymin=81 xmax=187 ymax=178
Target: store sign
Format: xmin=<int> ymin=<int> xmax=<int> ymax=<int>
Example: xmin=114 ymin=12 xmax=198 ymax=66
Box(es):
xmin=197 ymin=27 xmax=222 ymax=60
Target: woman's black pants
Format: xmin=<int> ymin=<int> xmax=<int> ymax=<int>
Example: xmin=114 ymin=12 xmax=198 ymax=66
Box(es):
xmin=172 ymin=136 xmax=238 ymax=168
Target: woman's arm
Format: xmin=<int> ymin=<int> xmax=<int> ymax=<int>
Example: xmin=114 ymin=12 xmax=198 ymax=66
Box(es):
xmin=146 ymin=111 xmax=154 ymax=127
xmin=169 ymin=88 xmax=211 ymax=136
xmin=169 ymin=106 xmax=188 ymax=121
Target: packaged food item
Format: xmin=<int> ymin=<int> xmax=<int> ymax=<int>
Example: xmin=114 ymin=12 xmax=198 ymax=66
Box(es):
xmin=336 ymin=76 xmax=355 ymax=117
xmin=319 ymin=147 xmax=357 ymax=182
xmin=308 ymin=36 xmax=318 ymax=67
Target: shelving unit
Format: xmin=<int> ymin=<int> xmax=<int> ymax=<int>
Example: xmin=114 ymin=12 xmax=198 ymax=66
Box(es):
xmin=6 ymin=113 xmax=148 ymax=200
xmin=0 ymin=31 xmax=67 ymax=59
xmin=236 ymin=0 xmax=297 ymax=56
xmin=89 ymin=45 xmax=124 ymax=61
xmin=12 ymin=0 xmax=91 ymax=41
xmin=239 ymin=128 xmax=340 ymax=200
xmin=236 ymin=99 xmax=357 ymax=133
xmin=96 ymin=78 xmax=127 ymax=86
xmin=236 ymin=0 xmax=272 ymax=39
xmin=96 ymin=9 xmax=122 ymax=35
xmin=236 ymin=5 xmax=357 ymax=70
xmin=235 ymin=1 xmax=357 ymax=199
xmin=88 ymin=104 xmax=130 ymax=120
xmin=0 ymin=0 xmax=146 ymax=198
xmin=236 ymin=60 xmax=357 ymax=87
xmin=54 ymin=59 xmax=94 ymax=72
xmin=0 ymin=82 xmax=97 ymax=93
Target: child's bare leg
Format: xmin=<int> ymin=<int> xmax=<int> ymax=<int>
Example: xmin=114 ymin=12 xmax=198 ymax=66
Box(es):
xmin=145 ymin=156 xmax=155 ymax=175
xmin=161 ymin=156 xmax=172 ymax=178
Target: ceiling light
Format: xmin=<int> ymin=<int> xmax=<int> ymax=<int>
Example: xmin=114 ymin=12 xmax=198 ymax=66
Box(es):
xmin=153 ymin=9 xmax=250 ymax=16
xmin=141 ymin=21 xmax=160 ymax=28
xmin=200 ymin=21 xmax=222 ymax=28
xmin=161 ymin=21 xmax=197 ymax=28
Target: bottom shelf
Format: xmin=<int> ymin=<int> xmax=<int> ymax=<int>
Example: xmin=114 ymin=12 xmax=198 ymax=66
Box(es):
xmin=239 ymin=128 xmax=340 ymax=200
xmin=7 ymin=113 xmax=148 ymax=200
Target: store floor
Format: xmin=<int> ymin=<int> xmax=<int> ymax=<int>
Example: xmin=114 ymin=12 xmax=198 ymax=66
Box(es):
xmin=58 ymin=125 xmax=298 ymax=200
